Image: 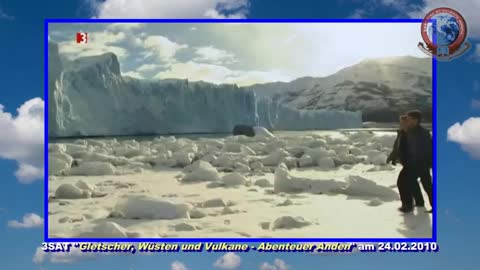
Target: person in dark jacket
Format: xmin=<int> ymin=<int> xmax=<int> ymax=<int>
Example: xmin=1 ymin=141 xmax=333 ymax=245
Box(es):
xmin=387 ymin=115 xmax=430 ymax=209
xmin=395 ymin=110 xmax=433 ymax=213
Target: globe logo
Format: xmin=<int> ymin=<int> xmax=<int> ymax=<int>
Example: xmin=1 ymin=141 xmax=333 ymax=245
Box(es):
xmin=426 ymin=14 xmax=460 ymax=46
xmin=418 ymin=7 xmax=470 ymax=61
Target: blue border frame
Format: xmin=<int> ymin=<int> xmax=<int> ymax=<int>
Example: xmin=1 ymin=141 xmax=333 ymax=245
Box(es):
xmin=44 ymin=18 xmax=437 ymax=243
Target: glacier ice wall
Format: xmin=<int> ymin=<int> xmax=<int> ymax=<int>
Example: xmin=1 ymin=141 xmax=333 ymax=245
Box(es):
xmin=48 ymin=42 xmax=362 ymax=138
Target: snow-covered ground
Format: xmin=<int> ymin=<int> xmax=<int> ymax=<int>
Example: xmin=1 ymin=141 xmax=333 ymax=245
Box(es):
xmin=47 ymin=130 xmax=432 ymax=239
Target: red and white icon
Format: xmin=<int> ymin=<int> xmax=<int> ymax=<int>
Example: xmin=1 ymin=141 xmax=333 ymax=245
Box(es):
xmin=76 ymin=32 xmax=88 ymax=44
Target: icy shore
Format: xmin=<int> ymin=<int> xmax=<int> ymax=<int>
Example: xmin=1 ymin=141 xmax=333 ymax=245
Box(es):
xmin=48 ymin=131 xmax=432 ymax=239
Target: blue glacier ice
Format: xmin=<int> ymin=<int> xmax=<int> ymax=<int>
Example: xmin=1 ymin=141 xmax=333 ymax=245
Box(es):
xmin=48 ymin=42 xmax=362 ymax=138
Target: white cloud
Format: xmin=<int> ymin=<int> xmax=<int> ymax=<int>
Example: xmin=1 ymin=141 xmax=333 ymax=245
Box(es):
xmin=143 ymin=36 xmax=188 ymax=63
xmin=33 ymin=246 xmax=95 ymax=264
xmin=213 ymin=252 xmax=241 ymax=269
xmin=0 ymin=98 xmax=44 ymax=183
xmin=7 ymin=213 xmax=43 ymax=228
xmin=447 ymin=117 xmax=480 ymax=159
xmin=273 ymin=259 xmax=288 ymax=270
xmin=194 ymin=46 xmax=236 ymax=64
xmin=259 ymin=259 xmax=289 ymax=270
xmin=154 ymin=61 xmax=291 ymax=86
xmin=171 ymin=261 xmax=189 ymax=270
xmin=59 ymin=31 xmax=127 ymax=60
xmin=260 ymin=262 xmax=277 ymax=270
xmin=407 ymin=0 xmax=480 ymax=39
xmin=92 ymin=0 xmax=249 ymax=19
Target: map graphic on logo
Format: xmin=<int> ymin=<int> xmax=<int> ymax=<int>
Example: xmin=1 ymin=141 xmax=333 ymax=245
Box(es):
xmin=418 ymin=7 xmax=471 ymax=61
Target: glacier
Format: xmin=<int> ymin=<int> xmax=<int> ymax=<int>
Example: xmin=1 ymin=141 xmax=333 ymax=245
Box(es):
xmin=48 ymin=42 xmax=362 ymax=138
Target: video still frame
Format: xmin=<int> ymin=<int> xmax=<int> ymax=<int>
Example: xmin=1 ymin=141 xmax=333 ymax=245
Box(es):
xmin=47 ymin=21 xmax=434 ymax=240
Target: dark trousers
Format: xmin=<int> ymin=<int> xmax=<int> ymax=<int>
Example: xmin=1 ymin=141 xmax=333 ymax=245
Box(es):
xmin=411 ymin=168 xmax=433 ymax=207
xmin=397 ymin=166 xmax=433 ymax=209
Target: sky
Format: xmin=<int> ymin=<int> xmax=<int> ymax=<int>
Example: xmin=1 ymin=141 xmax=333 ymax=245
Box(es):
xmin=49 ymin=22 xmax=427 ymax=86
xmin=0 ymin=0 xmax=479 ymax=269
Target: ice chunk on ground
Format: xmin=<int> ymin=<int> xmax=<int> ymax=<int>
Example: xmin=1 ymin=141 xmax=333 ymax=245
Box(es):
xmin=49 ymin=157 xmax=70 ymax=176
xmin=77 ymin=221 xmax=128 ymax=238
xmin=281 ymin=157 xmax=298 ymax=169
xmin=367 ymin=152 xmax=388 ymax=165
xmin=201 ymin=153 xmax=217 ymax=163
xmin=182 ymin=161 xmax=220 ymax=182
xmin=241 ymin=145 xmax=256 ymax=155
xmin=250 ymin=161 xmax=264 ymax=171
xmin=201 ymin=198 xmax=229 ymax=208
xmin=75 ymin=179 xmax=95 ymax=192
xmin=68 ymin=161 xmax=116 ymax=176
xmin=299 ymin=155 xmax=315 ymax=167
xmin=222 ymin=142 xmax=242 ymax=153
xmin=254 ymin=178 xmax=273 ymax=187
xmin=55 ymin=184 xmax=91 ymax=199
xmin=222 ymin=173 xmax=247 ymax=187
xmin=316 ymin=157 xmax=335 ymax=169
xmin=189 ymin=209 xmax=207 ymax=219
xmin=112 ymin=195 xmax=192 ymax=219
xmin=271 ymin=216 xmax=311 ymax=230
xmin=174 ymin=222 xmax=197 ymax=231
xmin=274 ymin=164 xmax=344 ymax=194
xmin=172 ymin=151 xmax=194 ymax=167
xmin=285 ymin=146 xmax=306 ymax=157
xmin=261 ymin=149 xmax=289 ymax=166
xmin=341 ymin=175 xmax=399 ymax=201
xmin=50 ymin=152 xmax=73 ymax=166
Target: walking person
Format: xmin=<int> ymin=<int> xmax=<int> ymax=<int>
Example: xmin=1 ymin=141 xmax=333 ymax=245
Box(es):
xmin=387 ymin=115 xmax=426 ymax=209
xmin=392 ymin=110 xmax=433 ymax=213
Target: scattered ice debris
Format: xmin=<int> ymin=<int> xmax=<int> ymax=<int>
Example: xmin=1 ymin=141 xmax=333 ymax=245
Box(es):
xmin=277 ymin=199 xmax=294 ymax=207
xmin=222 ymin=173 xmax=247 ymax=187
xmin=189 ymin=209 xmax=207 ymax=219
xmin=112 ymin=195 xmax=192 ymax=219
xmin=261 ymin=149 xmax=289 ymax=166
xmin=274 ymin=164 xmax=344 ymax=194
xmin=341 ymin=175 xmax=399 ymax=201
xmin=55 ymin=184 xmax=91 ymax=199
xmin=174 ymin=222 xmax=197 ymax=231
xmin=366 ymin=151 xmax=388 ymax=165
xmin=182 ymin=161 xmax=220 ymax=182
xmin=254 ymin=178 xmax=273 ymax=188
xmin=77 ymin=221 xmax=128 ymax=238
xmin=250 ymin=161 xmax=264 ymax=171
xmin=221 ymin=206 xmax=239 ymax=215
xmin=68 ymin=161 xmax=116 ymax=176
xmin=201 ymin=198 xmax=229 ymax=208
xmin=271 ymin=216 xmax=311 ymax=230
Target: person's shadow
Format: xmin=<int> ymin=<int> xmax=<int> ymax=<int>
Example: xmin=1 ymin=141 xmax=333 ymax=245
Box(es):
xmin=396 ymin=209 xmax=432 ymax=238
